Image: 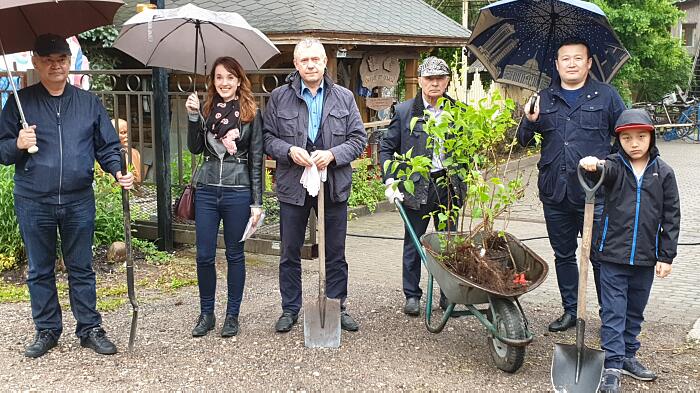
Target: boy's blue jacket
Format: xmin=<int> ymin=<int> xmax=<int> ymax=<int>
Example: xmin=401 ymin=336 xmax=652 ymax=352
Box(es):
xmin=592 ymin=141 xmax=680 ymax=266
xmin=0 ymin=83 xmax=122 ymax=204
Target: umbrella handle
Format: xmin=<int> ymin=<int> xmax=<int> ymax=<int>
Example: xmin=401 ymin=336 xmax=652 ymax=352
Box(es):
xmin=528 ymin=93 xmax=538 ymax=115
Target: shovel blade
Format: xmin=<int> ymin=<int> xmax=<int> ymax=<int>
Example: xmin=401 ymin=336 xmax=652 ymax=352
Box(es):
xmin=303 ymin=297 xmax=341 ymax=348
xmin=551 ymin=343 xmax=605 ymax=393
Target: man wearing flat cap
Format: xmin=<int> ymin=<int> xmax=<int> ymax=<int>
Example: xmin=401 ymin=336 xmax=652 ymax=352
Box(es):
xmin=380 ymin=56 xmax=461 ymax=315
xmin=0 ymin=34 xmax=134 ymax=358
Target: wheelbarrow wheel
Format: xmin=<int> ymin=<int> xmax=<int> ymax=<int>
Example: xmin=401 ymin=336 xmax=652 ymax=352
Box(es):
xmin=486 ymin=297 xmax=526 ymax=373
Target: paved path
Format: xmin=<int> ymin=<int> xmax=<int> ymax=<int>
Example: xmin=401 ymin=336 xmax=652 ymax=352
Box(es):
xmin=344 ymin=139 xmax=700 ymax=326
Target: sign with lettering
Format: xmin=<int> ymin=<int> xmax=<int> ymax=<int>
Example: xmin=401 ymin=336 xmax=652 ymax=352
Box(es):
xmin=360 ymin=54 xmax=400 ymax=89
xmin=365 ymin=97 xmax=395 ymax=111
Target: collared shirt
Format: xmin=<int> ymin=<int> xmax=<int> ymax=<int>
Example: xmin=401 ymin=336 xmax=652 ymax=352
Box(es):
xmin=301 ymin=80 xmax=324 ymax=142
xmin=423 ymin=97 xmax=444 ymax=170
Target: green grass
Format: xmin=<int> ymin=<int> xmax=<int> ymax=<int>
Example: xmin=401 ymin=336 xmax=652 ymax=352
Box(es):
xmin=0 ymin=282 xmax=29 ymax=302
xmin=169 ymin=277 xmax=198 ymax=290
xmin=97 ymin=298 xmax=126 ymax=312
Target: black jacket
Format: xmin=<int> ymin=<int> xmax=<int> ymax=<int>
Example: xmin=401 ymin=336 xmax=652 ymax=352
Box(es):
xmin=0 ymin=83 xmax=121 ymax=204
xmin=592 ymin=144 xmax=680 ymax=266
xmin=517 ymin=77 xmax=626 ymax=206
xmin=380 ymin=91 xmax=462 ymax=210
xmin=187 ymin=109 xmax=264 ymax=207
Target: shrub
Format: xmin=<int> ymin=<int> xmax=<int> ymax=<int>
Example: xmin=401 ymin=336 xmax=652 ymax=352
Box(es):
xmin=348 ymin=160 xmax=385 ymax=213
xmin=0 ymin=166 xmax=23 ymax=268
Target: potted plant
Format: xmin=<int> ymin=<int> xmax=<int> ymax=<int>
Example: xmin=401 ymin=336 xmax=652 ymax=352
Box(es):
xmin=386 ymin=91 xmax=542 ymax=296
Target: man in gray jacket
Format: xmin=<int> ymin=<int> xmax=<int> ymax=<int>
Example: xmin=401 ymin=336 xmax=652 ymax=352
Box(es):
xmin=263 ymin=38 xmax=367 ymax=333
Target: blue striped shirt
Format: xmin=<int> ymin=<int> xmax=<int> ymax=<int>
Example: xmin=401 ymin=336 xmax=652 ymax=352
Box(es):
xmin=301 ymin=80 xmax=324 ymax=142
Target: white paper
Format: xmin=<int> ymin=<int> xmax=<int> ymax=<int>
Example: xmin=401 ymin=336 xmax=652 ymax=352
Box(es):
xmin=240 ymin=212 xmax=265 ymax=242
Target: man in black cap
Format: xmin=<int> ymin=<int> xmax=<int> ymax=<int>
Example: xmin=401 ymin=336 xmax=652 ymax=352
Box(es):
xmin=0 ymin=33 xmax=134 ymax=358
xmin=380 ymin=56 xmax=461 ymax=315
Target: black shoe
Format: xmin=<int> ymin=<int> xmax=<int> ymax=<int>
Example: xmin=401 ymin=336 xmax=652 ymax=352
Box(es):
xmin=80 ymin=327 xmax=117 ymax=355
xmin=404 ymin=297 xmax=420 ymax=316
xmin=340 ymin=311 xmax=359 ymax=332
xmin=275 ymin=312 xmax=298 ymax=333
xmin=221 ymin=315 xmax=239 ymax=337
xmin=25 ymin=329 xmax=59 ymax=358
xmin=622 ymin=357 xmax=657 ymax=381
xmin=599 ymin=368 xmax=621 ymax=393
xmin=192 ymin=313 xmax=216 ymax=337
xmin=548 ymin=313 xmax=576 ymax=332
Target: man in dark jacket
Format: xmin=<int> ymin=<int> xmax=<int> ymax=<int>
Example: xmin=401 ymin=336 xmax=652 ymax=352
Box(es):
xmin=579 ymin=108 xmax=680 ymax=393
xmin=0 ymin=34 xmax=133 ymax=358
xmin=379 ymin=56 xmax=458 ymax=316
xmin=263 ymin=38 xmax=367 ymax=333
xmin=517 ymin=38 xmax=626 ymax=332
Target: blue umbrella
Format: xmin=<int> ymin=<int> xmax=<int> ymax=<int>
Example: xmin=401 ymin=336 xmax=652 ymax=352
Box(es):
xmin=466 ymin=0 xmax=630 ymax=92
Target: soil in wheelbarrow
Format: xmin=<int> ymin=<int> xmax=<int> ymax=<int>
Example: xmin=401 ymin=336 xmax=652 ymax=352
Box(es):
xmin=440 ymin=234 xmax=529 ymax=296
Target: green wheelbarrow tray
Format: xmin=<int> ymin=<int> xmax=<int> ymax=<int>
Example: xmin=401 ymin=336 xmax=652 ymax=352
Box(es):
xmin=394 ymin=200 xmax=549 ymax=350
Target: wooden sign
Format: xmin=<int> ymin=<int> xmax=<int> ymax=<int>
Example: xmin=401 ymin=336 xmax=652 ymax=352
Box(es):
xmin=360 ymin=54 xmax=400 ymax=89
xmin=365 ymin=97 xmax=395 ymax=111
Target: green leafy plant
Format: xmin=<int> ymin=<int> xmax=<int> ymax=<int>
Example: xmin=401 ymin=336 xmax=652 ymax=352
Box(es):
xmin=133 ymin=238 xmax=172 ymax=265
xmin=263 ymin=193 xmax=280 ymax=224
xmin=0 ymin=166 xmax=23 ymax=269
xmin=348 ymin=160 xmax=386 ymax=213
xmin=386 ymin=91 xmax=527 ymax=293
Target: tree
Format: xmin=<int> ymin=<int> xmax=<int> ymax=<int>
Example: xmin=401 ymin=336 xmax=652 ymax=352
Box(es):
xmin=592 ymin=0 xmax=691 ymax=103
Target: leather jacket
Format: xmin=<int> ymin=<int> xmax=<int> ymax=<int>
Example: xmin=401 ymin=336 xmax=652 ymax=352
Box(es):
xmin=187 ymin=109 xmax=264 ymax=206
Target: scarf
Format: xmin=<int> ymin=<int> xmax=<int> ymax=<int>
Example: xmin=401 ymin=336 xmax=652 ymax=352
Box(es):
xmin=205 ymin=95 xmax=241 ymax=155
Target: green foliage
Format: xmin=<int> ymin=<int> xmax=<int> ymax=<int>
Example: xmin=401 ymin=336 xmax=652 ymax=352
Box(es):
xmin=263 ymin=193 xmax=280 ymax=224
xmin=348 ymin=161 xmax=386 ymax=213
xmin=0 ymin=166 xmax=23 ymax=265
xmin=592 ymin=0 xmax=691 ymax=102
xmin=132 ymin=238 xmax=172 ymax=265
xmin=170 ymin=277 xmax=198 ymax=290
xmin=265 ymin=168 xmax=273 ymax=192
xmin=0 ymin=282 xmax=29 ymax=302
xmin=388 ymin=91 xmax=524 ymax=236
xmin=93 ymin=167 xmax=126 ymax=246
xmin=97 ymin=298 xmax=126 ymax=312
xmin=172 ymin=151 xmax=196 ymax=186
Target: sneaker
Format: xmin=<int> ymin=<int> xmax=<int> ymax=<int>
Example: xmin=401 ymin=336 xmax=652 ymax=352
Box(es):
xmin=192 ymin=313 xmax=216 ymax=337
xmin=221 ymin=315 xmax=239 ymax=337
xmin=622 ymin=357 xmax=658 ymax=381
xmin=80 ymin=327 xmax=117 ymax=355
xmin=599 ymin=368 xmax=621 ymax=393
xmin=24 ymin=329 xmax=59 ymax=358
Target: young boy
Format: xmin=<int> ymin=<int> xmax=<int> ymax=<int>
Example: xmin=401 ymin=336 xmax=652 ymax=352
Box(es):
xmin=579 ymin=108 xmax=680 ymax=393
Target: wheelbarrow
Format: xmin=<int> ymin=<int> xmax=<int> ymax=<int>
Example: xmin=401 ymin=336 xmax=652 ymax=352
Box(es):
xmin=394 ymin=200 xmax=549 ymax=373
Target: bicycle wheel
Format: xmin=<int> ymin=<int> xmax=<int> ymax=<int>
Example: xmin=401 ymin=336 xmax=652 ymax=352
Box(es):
xmin=677 ymin=105 xmax=700 ymax=142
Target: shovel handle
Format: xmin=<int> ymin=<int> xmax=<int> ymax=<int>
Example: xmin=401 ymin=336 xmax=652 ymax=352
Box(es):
xmin=577 ymin=162 xmax=605 ymax=204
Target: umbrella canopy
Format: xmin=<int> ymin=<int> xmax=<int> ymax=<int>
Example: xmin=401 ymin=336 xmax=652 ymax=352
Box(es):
xmin=467 ymin=0 xmax=630 ymax=91
xmin=113 ymin=3 xmax=280 ymax=74
xmin=0 ymin=0 xmax=124 ymax=55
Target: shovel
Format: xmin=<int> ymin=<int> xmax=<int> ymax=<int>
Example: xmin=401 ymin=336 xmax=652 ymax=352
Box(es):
xmin=120 ymin=148 xmax=139 ymax=351
xmin=303 ymin=179 xmax=341 ymax=348
xmin=551 ymin=162 xmax=606 ymax=393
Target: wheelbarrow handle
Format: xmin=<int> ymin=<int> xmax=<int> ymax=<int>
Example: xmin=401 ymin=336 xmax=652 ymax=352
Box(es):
xmin=576 ymin=162 xmax=605 ymax=204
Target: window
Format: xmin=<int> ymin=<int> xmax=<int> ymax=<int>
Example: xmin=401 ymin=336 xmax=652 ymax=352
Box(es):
xmin=682 ymin=23 xmax=696 ymax=47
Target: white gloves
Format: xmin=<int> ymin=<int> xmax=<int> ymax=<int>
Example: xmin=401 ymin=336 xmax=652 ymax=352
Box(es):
xmin=579 ymin=156 xmax=603 ymax=172
xmin=384 ymin=178 xmax=404 ymax=204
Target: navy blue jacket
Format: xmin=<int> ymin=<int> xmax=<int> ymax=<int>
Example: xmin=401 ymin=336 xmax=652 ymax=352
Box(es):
xmin=0 ymin=83 xmax=122 ymax=204
xmin=592 ymin=144 xmax=680 ymax=267
xmin=517 ymin=77 xmax=626 ymax=206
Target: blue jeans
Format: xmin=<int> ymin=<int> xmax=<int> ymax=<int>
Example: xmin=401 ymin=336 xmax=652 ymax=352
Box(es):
xmin=542 ymin=198 xmax=603 ymax=317
xmin=194 ymin=185 xmax=250 ymax=316
xmin=15 ymin=194 xmax=101 ymax=338
xmin=600 ymin=262 xmax=654 ymax=369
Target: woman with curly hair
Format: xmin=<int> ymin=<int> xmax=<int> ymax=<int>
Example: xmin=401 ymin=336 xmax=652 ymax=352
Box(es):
xmin=185 ymin=56 xmax=263 ymax=337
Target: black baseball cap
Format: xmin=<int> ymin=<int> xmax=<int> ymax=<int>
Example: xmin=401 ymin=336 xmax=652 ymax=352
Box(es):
xmin=34 ymin=34 xmax=71 ymax=57
xmin=614 ymin=108 xmax=654 ymax=133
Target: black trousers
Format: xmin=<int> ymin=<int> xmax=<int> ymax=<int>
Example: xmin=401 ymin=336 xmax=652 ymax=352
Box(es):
xmin=401 ymin=179 xmax=455 ymax=300
xmin=278 ymin=185 xmax=348 ymax=314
